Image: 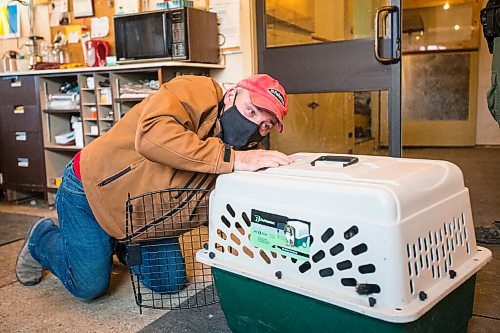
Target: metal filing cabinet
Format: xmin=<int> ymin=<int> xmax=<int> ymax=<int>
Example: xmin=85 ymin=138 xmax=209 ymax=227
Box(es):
xmin=0 ymin=76 xmax=45 ymax=191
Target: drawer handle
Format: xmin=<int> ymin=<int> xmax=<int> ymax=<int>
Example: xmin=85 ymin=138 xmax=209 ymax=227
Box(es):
xmin=14 ymin=105 xmax=25 ymax=114
xmin=17 ymin=157 xmax=29 ymax=168
xmin=15 ymin=132 xmax=27 ymax=141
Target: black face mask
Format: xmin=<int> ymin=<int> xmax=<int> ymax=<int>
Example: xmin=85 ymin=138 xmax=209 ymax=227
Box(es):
xmin=219 ymin=92 xmax=264 ymax=150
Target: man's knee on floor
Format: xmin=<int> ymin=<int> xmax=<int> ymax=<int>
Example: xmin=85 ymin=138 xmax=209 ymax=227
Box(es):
xmin=69 ymin=276 xmax=110 ymax=301
xmin=61 ymin=271 xmax=110 ymax=301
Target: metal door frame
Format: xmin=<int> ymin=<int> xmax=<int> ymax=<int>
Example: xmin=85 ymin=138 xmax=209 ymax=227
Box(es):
xmin=255 ymin=0 xmax=402 ymax=157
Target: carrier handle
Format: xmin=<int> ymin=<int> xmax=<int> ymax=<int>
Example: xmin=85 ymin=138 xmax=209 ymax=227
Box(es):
xmin=310 ymin=155 xmax=359 ymax=167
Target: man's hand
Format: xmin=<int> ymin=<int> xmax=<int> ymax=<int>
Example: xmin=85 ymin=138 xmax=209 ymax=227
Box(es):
xmin=233 ymin=150 xmax=294 ymax=171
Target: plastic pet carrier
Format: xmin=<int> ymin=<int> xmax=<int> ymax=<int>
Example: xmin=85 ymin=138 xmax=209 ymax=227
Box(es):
xmin=197 ymin=153 xmax=492 ymax=333
xmin=124 ymin=188 xmax=218 ymax=313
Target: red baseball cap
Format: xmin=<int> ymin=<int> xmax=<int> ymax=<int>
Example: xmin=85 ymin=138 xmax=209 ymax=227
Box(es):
xmin=236 ymin=74 xmax=288 ymax=132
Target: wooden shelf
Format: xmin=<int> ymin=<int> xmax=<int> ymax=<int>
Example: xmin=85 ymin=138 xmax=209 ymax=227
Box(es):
xmin=43 ymin=109 xmax=80 ymax=113
xmin=84 ymin=133 xmax=99 ymax=137
xmin=44 ymin=144 xmax=81 ymax=152
xmin=47 ymin=185 xmax=59 ymax=190
xmin=83 ymin=117 xmax=98 ymax=121
xmin=82 ymin=102 xmax=96 ymax=106
xmin=100 ymin=118 xmax=114 ymax=121
xmin=98 ymin=103 xmax=113 ymax=106
xmin=81 ymin=87 xmax=94 ymax=91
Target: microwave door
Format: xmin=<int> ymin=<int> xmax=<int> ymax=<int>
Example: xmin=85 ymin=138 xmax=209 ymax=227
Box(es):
xmin=125 ymin=13 xmax=166 ymax=60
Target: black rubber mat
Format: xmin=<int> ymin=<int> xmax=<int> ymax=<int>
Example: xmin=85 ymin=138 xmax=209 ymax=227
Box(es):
xmin=0 ymin=213 xmax=40 ymax=246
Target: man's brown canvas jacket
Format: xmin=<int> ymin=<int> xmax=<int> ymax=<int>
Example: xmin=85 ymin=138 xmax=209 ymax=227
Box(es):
xmin=80 ymin=75 xmax=234 ymax=239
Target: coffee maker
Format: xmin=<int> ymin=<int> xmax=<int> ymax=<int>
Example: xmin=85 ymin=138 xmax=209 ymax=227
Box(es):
xmin=26 ymin=36 xmax=44 ymax=69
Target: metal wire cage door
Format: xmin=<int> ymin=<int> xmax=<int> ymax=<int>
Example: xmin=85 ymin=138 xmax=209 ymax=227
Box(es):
xmin=124 ymin=188 xmax=218 ymax=312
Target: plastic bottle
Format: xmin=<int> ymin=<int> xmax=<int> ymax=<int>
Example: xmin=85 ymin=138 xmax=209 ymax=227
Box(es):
xmin=1 ymin=53 xmax=10 ymax=72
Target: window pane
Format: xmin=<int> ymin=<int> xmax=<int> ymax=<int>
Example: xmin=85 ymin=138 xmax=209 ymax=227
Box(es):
xmin=402 ymin=1 xmax=480 ymax=53
xmin=266 ymin=0 xmax=389 ymax=48
xmin=269 ymin=91 xmax=389 ymax=156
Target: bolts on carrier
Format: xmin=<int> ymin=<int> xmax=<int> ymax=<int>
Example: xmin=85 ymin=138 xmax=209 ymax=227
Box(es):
xmin=419 ymin=291 xmax=427 ymax=301
xmin=449 ymin=270 xmax=457 ymax=279
xmin=275 ymin=271 xmax=282 ymax=279
xmin=368 ymin=297 xmax=376 ymax=307
xmin=209 ymin=252 xmax=216 ymax=259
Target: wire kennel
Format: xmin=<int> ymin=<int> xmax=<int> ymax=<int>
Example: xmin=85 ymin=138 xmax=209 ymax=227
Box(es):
xmin=123 ymin=188 xmax=218 ymax=313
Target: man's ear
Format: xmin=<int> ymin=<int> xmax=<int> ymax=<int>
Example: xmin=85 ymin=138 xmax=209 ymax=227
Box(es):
xmin=224 ymin=87 xmax=237 ymax=105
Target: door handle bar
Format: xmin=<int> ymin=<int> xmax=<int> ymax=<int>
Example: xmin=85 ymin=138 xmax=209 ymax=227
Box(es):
xmin=374 ymin=6 xmax=400 ymax=64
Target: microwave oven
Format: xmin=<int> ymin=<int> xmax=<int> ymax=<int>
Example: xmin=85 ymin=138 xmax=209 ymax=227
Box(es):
xmin=114 ymin=7 xmax=219 ymax=64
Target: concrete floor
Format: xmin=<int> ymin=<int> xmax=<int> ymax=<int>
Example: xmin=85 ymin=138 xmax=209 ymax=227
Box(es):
xmin=0 ymin=147 xmax=498 ymax=332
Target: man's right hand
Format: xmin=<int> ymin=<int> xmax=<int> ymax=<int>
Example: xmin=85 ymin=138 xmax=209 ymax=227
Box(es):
xmin=233 ymin=150 xmax=294 ymax=171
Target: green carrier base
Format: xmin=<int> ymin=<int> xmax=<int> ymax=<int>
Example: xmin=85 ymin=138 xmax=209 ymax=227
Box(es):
xmin=212 ymin=268 xmax=476 ymax=333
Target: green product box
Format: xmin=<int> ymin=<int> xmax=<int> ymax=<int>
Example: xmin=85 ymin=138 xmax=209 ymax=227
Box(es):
xmin=212 ymin=267 xmax=476 ymax=333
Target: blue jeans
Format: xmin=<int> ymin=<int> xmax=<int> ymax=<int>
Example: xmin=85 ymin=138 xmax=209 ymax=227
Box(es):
xmin=29 ymin=161 xmax=186 ymax=300
xmin=29 ymin=161 xmax=115 ymax=301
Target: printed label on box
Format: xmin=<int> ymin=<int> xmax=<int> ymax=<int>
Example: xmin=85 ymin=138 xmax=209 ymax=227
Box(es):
xmin=250 ymin=209 xmax=310 ymax=261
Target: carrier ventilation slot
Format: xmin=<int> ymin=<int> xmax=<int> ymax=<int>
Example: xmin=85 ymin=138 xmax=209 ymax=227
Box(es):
xmin=344 ymin=226 xmax=359 ymax=240
xmin=221 ymin=215 xmax=231 ymax=228
xmin=235 ymin=222 xmax=245 ymax=235
xmin=242 ymin=212 xmax=251 ymax=227
xmin=352 ymin=243 xmax=368 ymax=255
xmin=226 ymin=204 xmax=236 ymax=218
xmin=406 ymin=213 xmax=470 ymax=295
xmin=230 ymin=233 xmax=241 ymax=245
xmin=259 ymin=250 xmax=271 ymax=264
xmin=217 ymin=229 xmax=227 ymax=240
xmin=242 ymin=246 xmax=254 ymax=258
xmin=330 ymin=243 xmax=344 ymax=256
xmin=359 ymin=264 xmax=376 ymax=274
xmin=319 ymin=268 xmax=334 ymax=277
xmin=312 ymin=250 xmax=326 ymax=263
xmin=299 ymin=261 xmax=312 ymax=273
xmin=321 ymin=228 xmax=334 ymax=243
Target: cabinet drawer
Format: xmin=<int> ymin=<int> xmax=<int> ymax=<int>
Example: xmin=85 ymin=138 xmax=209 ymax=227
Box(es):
xmin=2 ymin=156 xmax=45 ymax=187
xmin=1 ymin=130 xmax=44 ymax=157
xmin=0 ymin=76 xmax=38 ymax=105
xmin=2 ymin=146 xmax=45 ymax=188
xmin=2 ymin=130 xmax=45 ymax=187
xmin=0 ymin=104 xmax=42 ymax=132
